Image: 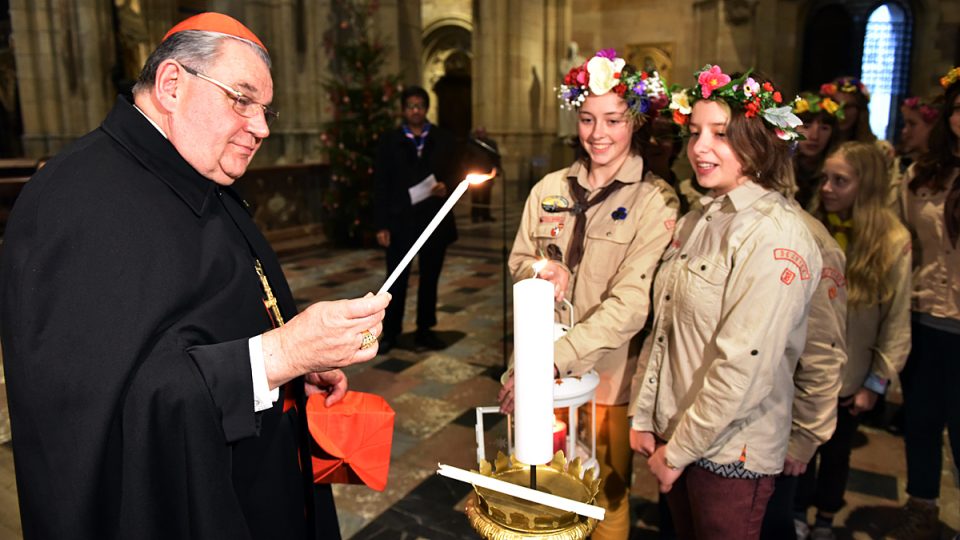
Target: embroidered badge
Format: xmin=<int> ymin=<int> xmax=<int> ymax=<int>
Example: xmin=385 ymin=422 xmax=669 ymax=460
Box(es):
xmin=611 ymin=207 xmax=628 ymax=221
xmin=664 ymin=218 xmax=676 ymax=231
xmin=541 ymin=195 xmax=570 ymax=213
xmin=539 ymin=215 xmax=565 ymax=223
xmin=780 ymin=268 xmax=796 ymax=285
xmin=828 ymin=286 xmax=838 ymax=300
xmin=550 ymin=223 xmax=564 ymax=237
xmin=671 ymin=238 xmax=682 ymax=249
xmin=821 ymin=267 xmax=846 ymax=287
xmin=773 ymin=248 xmax=811 ymax=280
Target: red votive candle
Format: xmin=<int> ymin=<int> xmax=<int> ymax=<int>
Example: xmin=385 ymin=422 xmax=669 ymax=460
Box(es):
xmin=552 ymin=418 xmax=566 ymax=455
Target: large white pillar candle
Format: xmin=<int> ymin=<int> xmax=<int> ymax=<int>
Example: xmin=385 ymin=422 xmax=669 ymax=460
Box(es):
xmin=513 ymin=276 xmax=555 ymax=465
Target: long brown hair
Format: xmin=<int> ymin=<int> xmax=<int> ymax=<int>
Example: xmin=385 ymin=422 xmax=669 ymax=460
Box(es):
xmin=911 ymin=81 xmax=960 ymax=193
xmin=817 ymin=142 xmax=905 ymax=307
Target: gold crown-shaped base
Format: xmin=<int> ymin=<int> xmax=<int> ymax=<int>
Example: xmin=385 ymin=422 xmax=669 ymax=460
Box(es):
xmin=466 ymin=451 xmax=600 ymax=537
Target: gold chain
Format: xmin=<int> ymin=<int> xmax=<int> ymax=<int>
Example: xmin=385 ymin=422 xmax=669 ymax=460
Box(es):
xmin=254 ymin=259 xmax=285 ymax=327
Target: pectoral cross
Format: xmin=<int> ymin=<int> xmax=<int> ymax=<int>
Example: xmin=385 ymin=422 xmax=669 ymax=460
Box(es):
xmin=255 ymin=260 xmax=285 ymax=328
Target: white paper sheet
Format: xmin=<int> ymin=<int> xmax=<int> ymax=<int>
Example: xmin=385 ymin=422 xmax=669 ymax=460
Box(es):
xmin=408 ymin=174 xmax=438 ymax=205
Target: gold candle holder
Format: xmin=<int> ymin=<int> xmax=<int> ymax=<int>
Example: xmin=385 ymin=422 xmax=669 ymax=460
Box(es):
xmin=465 ymin=451 xmax=600 ymax=539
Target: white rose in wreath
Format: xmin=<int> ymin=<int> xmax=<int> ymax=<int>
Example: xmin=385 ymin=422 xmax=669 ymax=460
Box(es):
xmin=586 ymin=56 xmax=626 ymax=96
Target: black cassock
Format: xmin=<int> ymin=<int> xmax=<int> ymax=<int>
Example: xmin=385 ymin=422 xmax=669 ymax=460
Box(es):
xmin=0 ymin=97 xmax=337 ymax=539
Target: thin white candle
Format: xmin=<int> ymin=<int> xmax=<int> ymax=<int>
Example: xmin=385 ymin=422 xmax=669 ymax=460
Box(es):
xmin=513 ymin=275 xmax=554 ymax=466
xmin=437 ymin=464 xmax=605 ymax=520
xmin=377 ymin=172 xmax=493 ymax=295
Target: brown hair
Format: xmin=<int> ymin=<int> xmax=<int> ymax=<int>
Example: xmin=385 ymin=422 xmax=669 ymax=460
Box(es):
xmin=717 ymin=99 xmax=795 ymax=193
xmin=911 ymin=81 xmax=960 ymax=193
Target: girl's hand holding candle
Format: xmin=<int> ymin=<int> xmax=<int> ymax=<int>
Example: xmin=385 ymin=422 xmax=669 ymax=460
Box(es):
xmin=534 ymin=260 xmax=570 ymax=302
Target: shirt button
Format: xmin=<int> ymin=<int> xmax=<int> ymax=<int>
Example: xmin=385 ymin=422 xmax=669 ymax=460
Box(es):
xmin=648 ymin=377 xmax=657 ymax=384
xmin=665 ymin=294 xmax=671 ymax=301
xmin=751 ymin=349 xmax=759 ymax=356
xmin=706 ymin=215 xmax=713 ymax=222
xmin=680 ymin=254 xmax=688 ymax=260
xmin=606 ymin=232 xmax=612 ymax=237
xmin=701 ymin=265 xmax=707 ymax=271
xmin=658 ymin=336 xmax=664 ymax=342
xmin=566 ymin=370 xmax=573 ymax=375
xmin=641 ymin=274 xmax=647 ymax=279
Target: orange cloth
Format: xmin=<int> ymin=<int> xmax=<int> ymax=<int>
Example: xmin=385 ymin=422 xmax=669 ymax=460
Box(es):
xmin=163 ymin=12 xmax=267 ymax=52
xmin=306 ymin=391 xmax=394 ymax=492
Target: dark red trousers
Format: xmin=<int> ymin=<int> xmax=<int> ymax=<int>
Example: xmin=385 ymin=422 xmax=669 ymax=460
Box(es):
xmin=666 ymin=465 xmax=775 ymax=539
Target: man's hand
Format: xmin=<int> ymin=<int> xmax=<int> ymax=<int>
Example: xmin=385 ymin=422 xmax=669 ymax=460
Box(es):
xmin=630 ymin=429 xmax=656 ymax=457
xmin=842 ymin=387 xmax=879 ymax=416
xmin=305 ymin=369 xmax=348 ymax=406
xmin=782 ymin=455 xmax=808 ymax=476
xmin=376 ymin=229 xmax=390 ymax=248
xmin=430 ymin=182 xmax=448 ymax=198
xmin=261 ymin=293 xmax=390 ymax=389
xmin=498 ymin=373 xmax=515 ymax=414
xmin=648 ymin=445 xmax=683 ymax=493
xmin=538 ymin=260 xmax=570 ymax=302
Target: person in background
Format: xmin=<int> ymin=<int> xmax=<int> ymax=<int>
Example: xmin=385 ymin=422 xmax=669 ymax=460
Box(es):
xmin=631 ymin=67 xmax=821 ymax=539
xmin=502 ymin=49 xmax=678 ymax=540
xmin=820 ymin=77 xmax=876 ymax=146
xmin=793 ymin=142 xmax=911 ymax=540
xmin=641 ymin=111 xmax=704 ymax=215
xmin=886 ymin=66 xmax=960 ymax=540
xmin=792 ymin=91 xmax=844 ymax=209
xmin=374 ymin=86 xmax=458 ymax=353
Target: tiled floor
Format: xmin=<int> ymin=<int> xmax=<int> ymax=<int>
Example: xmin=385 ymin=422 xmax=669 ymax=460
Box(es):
xmin=0 ymin=200 xmax=957 ymax=539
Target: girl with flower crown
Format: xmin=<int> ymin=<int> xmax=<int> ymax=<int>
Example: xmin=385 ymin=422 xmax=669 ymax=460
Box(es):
xmin=886 ymin=67 xmax=960 ymax=540
xmin=499 ymin=48 xmax=678 ymax=540
xmin=819 ymin=77 xmax=876 ymax=146
xmin=792 ymin=92 xmax=845 ymax=209
xmin=787 ymin=141 xmax=912 ymax=540
xmin=630 ymin=66 xmax=822 ymax=539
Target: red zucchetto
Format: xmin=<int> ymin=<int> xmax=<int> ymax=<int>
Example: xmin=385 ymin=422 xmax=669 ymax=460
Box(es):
xmin=162 ymin=12 xmax=266 ymax=52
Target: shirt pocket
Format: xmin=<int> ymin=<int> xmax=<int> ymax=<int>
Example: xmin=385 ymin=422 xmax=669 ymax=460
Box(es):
xmin=678 ymin=254 xmax=729 ymax=327
xmin=581 ymin=223 xmax=633 ymax=282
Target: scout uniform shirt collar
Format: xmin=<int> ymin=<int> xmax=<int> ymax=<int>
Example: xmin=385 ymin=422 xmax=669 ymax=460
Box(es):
xmin=698 ymin=179 xmax=768 ymax=212
xmin=100 ymin=96 xmax=217 ymax=217
xmin=567 ymin=154 xmax=645 ymax=189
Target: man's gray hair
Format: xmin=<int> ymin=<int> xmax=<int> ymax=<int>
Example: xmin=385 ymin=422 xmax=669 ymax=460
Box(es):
xmin=131 ymin=30 xmax=272 ymax=96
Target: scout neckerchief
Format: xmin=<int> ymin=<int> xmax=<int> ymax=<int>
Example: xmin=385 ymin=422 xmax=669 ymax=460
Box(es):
xmin=826 ymin=212 xmax=853 ymax=251
xmin=565 ymin=175 xmax=626 ymax=270
xmin=402 ymin=122 xmax=431 ymax=158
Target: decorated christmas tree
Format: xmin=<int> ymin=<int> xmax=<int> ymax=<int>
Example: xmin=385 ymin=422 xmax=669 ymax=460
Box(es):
xmin=321 ymin=0 xmax=401 ymax=246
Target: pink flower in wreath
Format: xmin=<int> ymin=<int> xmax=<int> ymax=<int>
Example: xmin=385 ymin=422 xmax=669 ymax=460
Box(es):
xmin=698 ymin=65 xmax=731 ymax=98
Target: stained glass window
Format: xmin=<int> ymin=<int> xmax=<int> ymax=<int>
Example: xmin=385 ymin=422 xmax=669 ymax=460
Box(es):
xmin=861 ymin=3 xmax=911 ymax=140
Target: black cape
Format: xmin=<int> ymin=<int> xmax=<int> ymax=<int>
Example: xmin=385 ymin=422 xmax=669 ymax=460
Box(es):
xmin=0 ymin=97 xmax=335 ymax=539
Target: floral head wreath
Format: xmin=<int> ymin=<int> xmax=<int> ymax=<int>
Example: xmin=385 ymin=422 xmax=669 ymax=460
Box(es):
xmin=792 ymin=91 xmax=845 ymax=122
xmin=820 ymin=76 xmax=871 ymax=103
xmin=557 ymin=48 xmax=669 ymax=118
xmin=668 ymin=64 xmax=804 ymax=141
xmin=901 ymin=96 xmax=941 ymax=124
xmin=940 ymin=66 xmax=960 ymax=89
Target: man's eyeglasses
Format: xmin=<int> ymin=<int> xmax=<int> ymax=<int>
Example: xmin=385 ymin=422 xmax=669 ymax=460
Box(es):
xmin=181 ymin=64 xmax=279 ymax=126
xmin=404 ymin=103 xmax=426 ymax=111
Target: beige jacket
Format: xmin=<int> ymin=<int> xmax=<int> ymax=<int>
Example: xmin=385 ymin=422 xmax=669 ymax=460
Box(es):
xmin=509 ymin=155 xmax=678 ymax=405
xmin=842 ymin=224 xmax=912 ymax=396
xmin=787 ymin=209 xmax=847 ymax=464
xmin=631 ymin=181 xmax=822 ymax=475
xmin=900 ymin=166 xmax=960 ymax=322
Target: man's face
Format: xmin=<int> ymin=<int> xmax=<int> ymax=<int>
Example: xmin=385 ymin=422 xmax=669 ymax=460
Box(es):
xmin=169 ymin=39 xmax=273 ymax=186
xmin=402 ymin=96 xmax=427 ymax=129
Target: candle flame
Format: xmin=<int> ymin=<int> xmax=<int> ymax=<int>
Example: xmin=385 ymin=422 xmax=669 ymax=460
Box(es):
xmin=465 ymin=169 xmax=496 ymax=185
xmin=532 ymin=259 xmax=548 ymax=277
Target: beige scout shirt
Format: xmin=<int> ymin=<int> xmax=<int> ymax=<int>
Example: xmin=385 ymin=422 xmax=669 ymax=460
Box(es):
xmin=631 ymin=181 xmax=822 ymax=475
xmin=900 ymin=166 xmax=960 ymax=322
xmin=509 ymin=155 xmax=678 ymax=405
xmin=842 ymin=224 xmax=912 ymax=397
xmin=787 ymin=209 xmax=847 ymax=464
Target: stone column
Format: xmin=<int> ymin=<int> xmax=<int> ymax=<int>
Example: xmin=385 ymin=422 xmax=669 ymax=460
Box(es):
xmin=474 ymin=0 xmax=570 ymax=198
xmin=10 ymin=0 xmax=117 ymax=158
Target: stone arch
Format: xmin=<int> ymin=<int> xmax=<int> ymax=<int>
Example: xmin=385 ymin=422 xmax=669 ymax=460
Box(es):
xmin=421 ymin=19 xmax=471 ymax=131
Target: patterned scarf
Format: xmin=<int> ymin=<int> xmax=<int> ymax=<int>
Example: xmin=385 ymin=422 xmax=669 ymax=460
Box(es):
xmin=402 ymin=122 xmax=431 ymax=158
